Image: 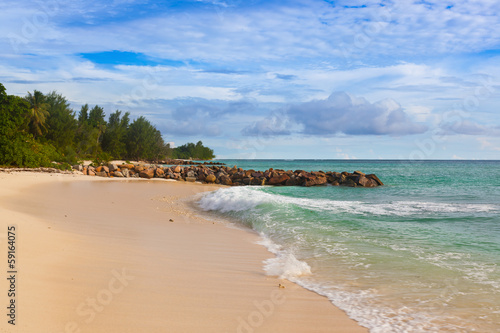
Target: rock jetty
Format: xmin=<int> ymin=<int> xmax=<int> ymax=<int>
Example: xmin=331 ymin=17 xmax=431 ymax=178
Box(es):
xmin=73 ymin=163 xmax=384 ymax=187
xmin=159 ymin=159 xmax=225 ymax=166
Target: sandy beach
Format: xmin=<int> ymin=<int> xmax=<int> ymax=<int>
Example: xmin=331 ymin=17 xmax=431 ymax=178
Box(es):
xmin=0 ymin=172 xmax=367 ymax=333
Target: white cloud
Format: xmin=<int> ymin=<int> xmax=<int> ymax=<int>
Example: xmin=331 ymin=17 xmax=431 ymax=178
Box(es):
xmin=288 ymin=91 xmax=428 ymax=136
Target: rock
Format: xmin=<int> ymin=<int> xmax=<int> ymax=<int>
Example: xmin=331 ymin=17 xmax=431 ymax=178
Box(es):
xmin=341 ymin=178 xmax=357 ymax=187
xmin=304 ymin=176 xmax=327 ymax=187
xmin=285 ymin=177 xmax=297 ymax=186
xmin=73 ymin=164 xmax=83 ymax=171
xmin=121 ymin=164 xmax=135 ymax=169
xmin=108 ymin=163 xmax=119 ymax=172
xmin=95 ymin=166 xmax=104 ymax=173
xmin=155 ymin=168 xmax=165 ymax=178
xmin=366 ymin=174 xmax=384 ymax=186
xmin=174 ymin=165 xmax=182 ymax=173
xmin=113 ymin=171 xmax=124 ymax=177
xmin=353 ymin=170 xmax=365 ymax=176
xmin=219 ymin=175 xmax=233 ymax=186
xmin=102 ymin=166 xmax=110 ymax=173
xmin=205 ymin=174 xmax=216 ymax=183
xmin=187 ymin=170 xmax=196 ymax=178
xmin=96 ymin=171 xmax=108 ymax=177
xmin=186 ymin=177 xmax=197 ymax=182
xmin=139 ymin=169 xmax=155 ymax=179
xmin=134 ymin=165 xmax=145 ymax=172
xmin=268 ymin=174 xmax=290 ymax=185
xmin=122 ymin=168 xmax=130 ymax=177
xmin=88 ymin=170 xmax=96 ymax=176
xmin=250 ymin=177 xmax=262 ymax=185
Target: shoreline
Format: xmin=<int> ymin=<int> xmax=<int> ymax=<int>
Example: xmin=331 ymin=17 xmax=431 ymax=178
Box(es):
xmin=0 ymin=172 xmax=368 ymax=333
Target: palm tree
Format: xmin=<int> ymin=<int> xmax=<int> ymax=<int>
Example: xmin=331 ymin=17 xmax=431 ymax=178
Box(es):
xmin=25 ymin=90 xmax=49 ymax=138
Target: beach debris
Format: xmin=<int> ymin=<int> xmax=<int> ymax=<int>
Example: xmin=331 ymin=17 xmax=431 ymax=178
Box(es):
xmin=278 ymin=284 xmax=285 ymax=288
xmin=169 ymin=219 xmax=174 ymax=222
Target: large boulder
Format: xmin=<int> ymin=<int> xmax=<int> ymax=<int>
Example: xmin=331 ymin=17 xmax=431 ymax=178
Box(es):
xmin=121 ymin=168 xmax=130 ymax=178
xmin=250 ymin=177 xmax=263 ymax=185
xmin=174 ymin=165 xmax=182 ymax=173
xmin=219 ymin=174 xmax=233 ymax=186
xmin=108 ymin=163 xmax=119 ymax=172
xmin=285 ymin=177 xmax=298 ymax=186
xmin=140 ymin=169 xmax=155 ymax=179
xmin=121 ymin=164 xmax=135 ymax=169
xmin=366 ymin=174 xmax=384 ymax=186
xmin=205 ymin=174 xmax=216 ymax=183
xmin=155 ymin=168 xmax=165 ymax=178
xmin=304 ymin=176 xmax=327 ymax=187
xmin=96 ymin=171 xmax=108 ymax=177
xmin=268 ymin=174 xmax=290 ymax=186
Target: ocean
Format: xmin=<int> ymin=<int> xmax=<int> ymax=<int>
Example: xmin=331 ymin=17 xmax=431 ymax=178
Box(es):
xmin=196 ymin=160 xmax=500 ymax=332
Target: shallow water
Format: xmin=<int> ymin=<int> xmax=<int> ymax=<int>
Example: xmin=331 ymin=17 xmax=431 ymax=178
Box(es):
xmin=198 ymin=160 xmax=500 ymax=332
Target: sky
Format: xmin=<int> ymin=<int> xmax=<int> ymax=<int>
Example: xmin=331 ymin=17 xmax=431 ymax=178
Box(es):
xmin=1 ymin=0 xmax=499 ymax=159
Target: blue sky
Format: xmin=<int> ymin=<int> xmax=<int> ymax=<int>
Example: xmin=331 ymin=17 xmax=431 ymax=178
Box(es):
xmin=1 ymin=0 xmax=499 ymax=159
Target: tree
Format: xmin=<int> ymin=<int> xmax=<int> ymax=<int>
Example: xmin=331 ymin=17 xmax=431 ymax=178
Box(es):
xmin=75 ymin=104 xmax=93 ymax=156
xmin=24 ymin=90 xmax=49 ymax=138
xmin=78 ymin=104 xmax=89 ymax=124
xmin=0 ymin=84 xmax=58 ymax=167
xmin=87 ymin=105 xmax=107 ymax=159
xmin=88 ymin=105 xmax=106 ymax=128
xmin=102 ymin=110 xmax=130 ymax=159
xmin=43 ymin=91 xmax=77 ymax=151
xmin=172 ymin=141 xmax=215 ymax=160
xmin=126 ymin=116 xmax=166 ymax=161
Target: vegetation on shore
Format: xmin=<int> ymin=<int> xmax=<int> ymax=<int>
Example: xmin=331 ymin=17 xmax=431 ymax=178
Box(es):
xmin=0 ymin=83 xmax=215 ymax=168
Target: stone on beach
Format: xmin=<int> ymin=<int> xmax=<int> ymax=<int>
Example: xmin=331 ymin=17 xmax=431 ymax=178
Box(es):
xmin=69 ymin=161 xmax=384 ymax=188
xmin=140 ymin=169 xmax=155 ymax=179
xmin=205 ymin=174 xmax=216 ymax=183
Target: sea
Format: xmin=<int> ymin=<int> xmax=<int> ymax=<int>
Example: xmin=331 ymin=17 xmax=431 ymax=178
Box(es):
xmin=196 ymin=160 xmax=500 ymax=333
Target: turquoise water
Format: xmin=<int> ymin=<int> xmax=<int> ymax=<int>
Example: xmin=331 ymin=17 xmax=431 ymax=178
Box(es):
xmin=198 ymin=160 xmax=500 ymax=332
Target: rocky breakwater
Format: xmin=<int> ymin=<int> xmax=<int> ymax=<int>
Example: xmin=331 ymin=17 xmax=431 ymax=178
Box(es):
xmin=159 ymin=159 xmax=225 ymax=166
xmin=75 ymin=163 xmax=384 ymax=188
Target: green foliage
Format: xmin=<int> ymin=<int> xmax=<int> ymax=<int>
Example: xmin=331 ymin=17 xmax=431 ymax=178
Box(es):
xmin=126 ymin=116 xmax=167 ymax=161
xmin=0 ymin=133 xmax=59 ymax=168
xmin=24 ymin=90 xmax=49 ymax=138
xmin=92 ymin=151 xmax=112 ymax=167
xmin=173 ymin=141 xmax=215 ymax=160
xmin=43 ymin=91 xmax=77 ymax=151
xmin=0 ymin=83 xmax=216 ymax=168
xmin=88 ymin=105 xmax=106 ymax=128
xmin=58 ymin=145 xmax=79 ymax=165
xmin=102 ymin=110 xmax=129 ymax=158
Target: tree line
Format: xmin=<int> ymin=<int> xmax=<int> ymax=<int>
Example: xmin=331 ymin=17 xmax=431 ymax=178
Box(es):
xmin=0 ymin=83 xmax=215 ymax=168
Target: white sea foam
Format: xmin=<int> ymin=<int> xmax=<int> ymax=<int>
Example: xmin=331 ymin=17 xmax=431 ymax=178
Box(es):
xmin=198 ymin=187 xmax=498 ymax=217
xmin=263 ymin=252 xmax=312 ymax=279
xmin=257 ymin=234 xmax=311 ymax=279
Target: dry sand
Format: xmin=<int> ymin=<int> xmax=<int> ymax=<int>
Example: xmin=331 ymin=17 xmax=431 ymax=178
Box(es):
xmin=0 ymin=172 xmax=368 ymax=333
